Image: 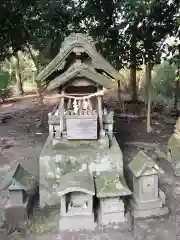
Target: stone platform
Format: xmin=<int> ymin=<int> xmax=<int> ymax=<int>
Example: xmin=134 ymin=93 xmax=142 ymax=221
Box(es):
xmin=130 ymin=199 xmax=169 ymax=219
xmin=39 ymin=136 xmax=124 ymax=208
xmin=59 ymin=215 xmax=96 ymax=231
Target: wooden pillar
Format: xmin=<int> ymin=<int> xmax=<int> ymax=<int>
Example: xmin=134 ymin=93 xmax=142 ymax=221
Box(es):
xmin=97 ymin=89 xmax=105 ymax=137
xmin=59 ymin=89 xmax=64 ymax=137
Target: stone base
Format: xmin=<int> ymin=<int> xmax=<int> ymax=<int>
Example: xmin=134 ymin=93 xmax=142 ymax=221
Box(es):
xmin=130 ymin=198 xmax=169 ymax=219
xmin=59 ymin=214 xmax=96 ymax=231
xmin=132 ymin=206 xmax=169 ymax=219
xmin=131 ymin=196 xmax=163 ymax=210
xmin=98 ymin=210 xmax=125 ymax=225
xmin=39 ymin=136 xmax=124 ymax=208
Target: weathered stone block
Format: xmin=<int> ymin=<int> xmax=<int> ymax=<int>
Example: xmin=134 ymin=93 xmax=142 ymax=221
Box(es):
xmin=59 ymin=215 xmax=96 ymax=231
xmin=99 ymin=197 xmax=124 ymax=214
xmin=130 ymin=196 xmax=163 ymax=210
xmin=98 ymin=211 xmax=125 ymax=225
xmin=132 ymin=206 xmax=169 ymax=219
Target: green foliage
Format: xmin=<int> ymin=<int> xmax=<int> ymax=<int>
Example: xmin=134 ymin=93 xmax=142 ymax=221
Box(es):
xmin=0 ymin=0 xmax=179 ymax=103
xmin=0 ymin=72 xmax=12 ymax=101
xmin=0 ymin=0 xmax=179 ymax=69
xmin=151 ymin=62 xmax=176 ymax=107
xmin=119 ymin=62 xmax=177 ymax=108
xmin=168 ymin=40 xmax=180 ymax=81
xmin=119 ymin=68 xmax=145 ymax=92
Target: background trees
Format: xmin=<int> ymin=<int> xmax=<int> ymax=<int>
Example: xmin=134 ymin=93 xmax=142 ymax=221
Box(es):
xmin=0 ymin=0 xmax=180 ymax=123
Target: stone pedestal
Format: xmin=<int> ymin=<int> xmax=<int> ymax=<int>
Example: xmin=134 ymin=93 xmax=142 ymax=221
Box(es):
xmin=130 ymin=190 xmax=169 ymax=219
xmin=98 ymin=197 xmax=125 ymax=225
xmin=4 ymin=200 xmax=29 ymax=233
xmin=59 ymin=215 xmax=96 ymax=231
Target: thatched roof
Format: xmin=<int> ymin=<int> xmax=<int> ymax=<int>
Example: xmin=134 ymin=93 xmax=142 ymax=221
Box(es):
xmin=47 ymin=63 xmax=115 ymax=91
xmin=36 ymin=33 xmax=121 ymax=86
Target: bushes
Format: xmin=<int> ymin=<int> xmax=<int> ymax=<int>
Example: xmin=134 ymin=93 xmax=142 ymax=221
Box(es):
xmin=119 ymin=63 xmax=177 ymax=111
xmin=0 ymin=72 xmax=13 ymax=102
xmin=151 ymin=62 xmax=176 ymax=109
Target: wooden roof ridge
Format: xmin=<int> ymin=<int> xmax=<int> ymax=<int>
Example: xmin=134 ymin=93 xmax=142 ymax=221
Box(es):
xmin=36 ymin=36 xmax=121 ymax=83
xmin=46 ymin=63 xmax=114 ymax=91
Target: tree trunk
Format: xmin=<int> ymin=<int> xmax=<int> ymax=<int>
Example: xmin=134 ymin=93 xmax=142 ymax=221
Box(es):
xmin=130 ymin=24 xmax=137 ymax=101
xmin=146 ymin=61 xmax=152 ymax=133
xmin=27 ymin=45 xmax=45 ymax=127
xmin=117 ymin=80 xmax=124 ymax=112
xmin=130 ymin=67 xmax=137 ymax=101
xmin=15 ymin=72 xmax=24 ymax=96
xmin=173 ymin=80 xmax=179 ymax=110
xmin=15 ymin=53 xmax=24 ymax=96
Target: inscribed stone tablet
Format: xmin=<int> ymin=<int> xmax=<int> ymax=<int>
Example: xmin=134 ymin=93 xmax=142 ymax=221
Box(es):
xmin=66 ymin=117 xmax=97 ymax=139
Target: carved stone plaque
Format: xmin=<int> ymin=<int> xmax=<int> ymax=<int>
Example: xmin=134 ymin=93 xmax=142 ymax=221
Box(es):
xmin=142 ymin=176 xmax=155 ymax=193
xmin=66 ymin=115 xmax=97 ymax=139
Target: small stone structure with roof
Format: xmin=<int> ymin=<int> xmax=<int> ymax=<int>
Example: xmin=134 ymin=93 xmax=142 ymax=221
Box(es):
xmin=0 ymin=163 xmax=38 ymax=232
xmin=128 ymin=151 xmax=169 ymax=218
xmin=95 ymin=171 xmax=131 ymax=225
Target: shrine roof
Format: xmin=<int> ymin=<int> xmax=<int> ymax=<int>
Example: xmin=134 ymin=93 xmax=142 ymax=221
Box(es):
xmin=128 ymin=151 xmax=164 ymax=178
xmin=46 ymin=63 xmax=113 ymax=91
xmin=36 ymin=33 xmax=121 ymax=84
xmin=94 ymin=171 xmax=131 ymax=198
xmin=0 ymin=163 xmax=36 ymax=191
xmin=56 ymin=171 xmax=95 ymax=196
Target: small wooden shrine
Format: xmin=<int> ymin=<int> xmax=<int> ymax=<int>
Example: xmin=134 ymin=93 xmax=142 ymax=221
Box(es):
xmin=38 ymin=33 xmax=131 ymax=230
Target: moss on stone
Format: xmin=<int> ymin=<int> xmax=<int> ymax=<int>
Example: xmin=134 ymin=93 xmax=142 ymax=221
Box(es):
xmin=95 ymin=171 xmax=131 ymax=198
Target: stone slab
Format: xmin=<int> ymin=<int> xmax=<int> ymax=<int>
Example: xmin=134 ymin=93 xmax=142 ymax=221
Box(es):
xmin=132 ymin=206 xmax=169 ymax=219
xmin=98 ymin=211 xmax=125 ymax=225
xmin=130 ymin=197 xmax=163 ymax=210
xmin=58 ymin=231 xmax=134 ymax=240
xmin=99 ymin=197 xmax=124 ymax=214
xmin=59 ymin=215 xmax=96 ymax=231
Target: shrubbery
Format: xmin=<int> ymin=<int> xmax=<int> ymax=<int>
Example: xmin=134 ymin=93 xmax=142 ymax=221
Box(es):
xmin=120 ymin=62 xmax=178 ymax=111
xmin=151 ymin=62 xmax=177 ymax=110
xmin=0 ymin=72 xmax=13 ymax=102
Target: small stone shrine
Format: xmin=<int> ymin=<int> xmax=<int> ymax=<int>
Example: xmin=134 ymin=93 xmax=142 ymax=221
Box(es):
xmin=38 ymin=33 xmax=131 ymax=230
xmin=128 ymin=151 xmax=169 ymax=218
xmin=168 ymin=117 xmax=180 ymax=176
xmin=0 ymin=163 xmax=37 ymax=232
